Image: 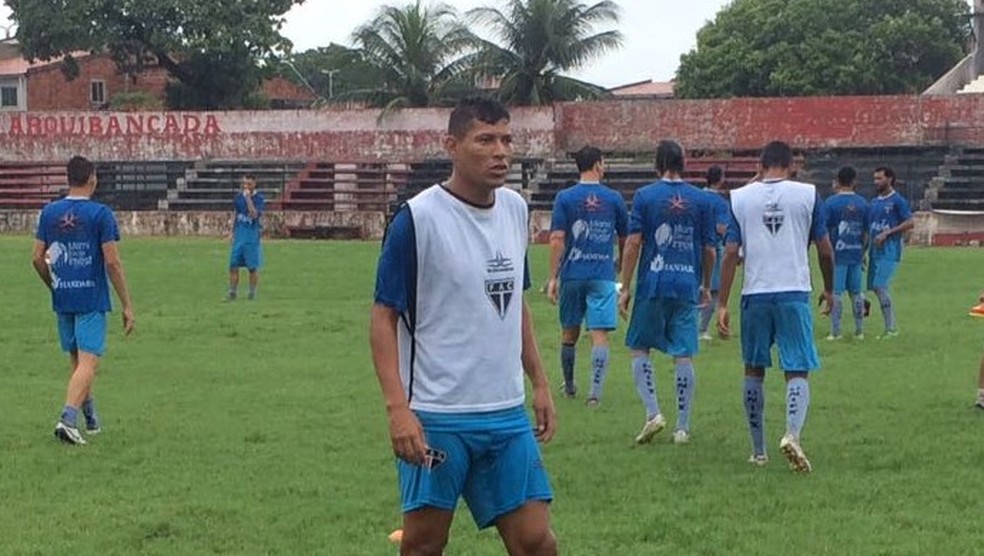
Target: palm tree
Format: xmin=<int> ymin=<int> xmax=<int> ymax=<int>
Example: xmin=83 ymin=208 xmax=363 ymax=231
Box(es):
xmin=349 ymin=1 xmax=474 ymax=109
xmin=466 ymin=0 xmax=623 ymax=105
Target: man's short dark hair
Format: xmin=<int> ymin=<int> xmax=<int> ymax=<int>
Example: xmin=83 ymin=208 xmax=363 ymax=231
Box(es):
xmin=656 ymin=140 xmax=685 ymax=175
xmin=706 ymin=165 xmax=723 ymax=186
xmin=836 ymin=166 xmax=856 ymax=187
xmin=760 ymin=141 xmax=793 ymax=170
xmin=243 ymin=174 xmax=256 ymax=182
xmin=574 ymin=146 xmax=603 ymax=173
xmin=874 ymin=166 xmax=896 ymax=184
xmin=448 ymin=97 xmax=510 ymax=138
xmin=67 ymin=156 xmax=94 ymax=187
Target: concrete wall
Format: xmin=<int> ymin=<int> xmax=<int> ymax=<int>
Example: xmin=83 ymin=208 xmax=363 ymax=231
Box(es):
xmin=4 ymin=208 xmax=980 ymax=246
xmin=5 ymin=96 xmax=984 ymax=163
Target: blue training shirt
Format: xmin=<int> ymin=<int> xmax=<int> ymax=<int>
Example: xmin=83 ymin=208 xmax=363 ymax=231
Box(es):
xmin=35 ymin=197 xmax=120 ymax=314
xmin=550 ymin=182 xmax=628 ymax=281
xmin=868 ymin=191 xmax=912 ymax=263
xmin=823 ymin=192 xmax=869 ymax=266
xmin=233 ymin=191 xmax=265 ymax=245
xmin=629 ymin=179 xmax=717 ymax=304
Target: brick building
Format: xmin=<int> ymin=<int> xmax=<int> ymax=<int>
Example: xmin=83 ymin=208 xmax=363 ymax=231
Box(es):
xmin=0 ymin=39 xmax=315 ymax=111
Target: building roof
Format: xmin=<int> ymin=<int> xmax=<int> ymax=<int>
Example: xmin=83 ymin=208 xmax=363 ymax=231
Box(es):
xmin=0 ymin=51 xmax=92 ymax=77
xmin=609 ymin=80 xmax=675 ymax=98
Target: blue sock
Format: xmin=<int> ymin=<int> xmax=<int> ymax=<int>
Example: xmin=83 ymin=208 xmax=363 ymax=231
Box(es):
xmin=561 ymin=344 xmax=576 ymax=392
xmin=851 ymin=294 xmax=865 ymax=335
xmin=786 ymin=377 xmax=810 ymax=439
xmin=875 ymin=288 xmax=896 ymax=332
xmin=588 ymin=345 xmax=610 ymax=400
xmin=82 ymin=396 xmax=98 ymax=427
xmin=60 ymin=405 xmax=79 ymax=427
xmin=632 ymin=355 xmax=660 ymax=418
xmin=743 ymin=376 xmax=765 ymax=456
xmin=830 ymin=296 xmax=843 ymax=336
xmin=674 ymin=360 xmax=696 ymax=432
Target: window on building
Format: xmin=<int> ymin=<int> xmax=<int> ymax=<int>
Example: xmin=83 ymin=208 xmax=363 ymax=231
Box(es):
xmin=0 ymin=86 xmax=18 ymax=108
xmin=90 ymin=80 xmax=106 ymax=105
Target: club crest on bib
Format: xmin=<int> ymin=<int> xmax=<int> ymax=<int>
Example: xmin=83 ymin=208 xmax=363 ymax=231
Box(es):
xmin=485 ymin=251 xmax=516 ymax=319
xmin=763 ymin=201 xmax=784 ymax=235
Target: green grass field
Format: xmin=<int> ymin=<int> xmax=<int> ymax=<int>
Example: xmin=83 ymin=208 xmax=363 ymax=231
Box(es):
xmin=1 ymin=235 xmax=982 ymax=555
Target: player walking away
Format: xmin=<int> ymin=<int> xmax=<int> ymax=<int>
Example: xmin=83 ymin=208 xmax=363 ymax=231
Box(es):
xmin=717 ymin=141 xmax=835 ymax=473
xmin=618 ymin=140 xmax=716 ymax=446
xmin=370 ymin=97 xmax=557 ymax=556
xmin=867 ymin=166 xmax=914 ymax=339
xmin=822 ymin=166 xmax=869 ymax=340
xmin=972 ymin=291 xmax=984 ymax=409
xmin=699 ymin=165 xmax=731 ymax=341
xmin=32 ymin=156 xmax=135 ymax=445
xmin=228 ymin=174 xmax=265 ymax=301
xmin=546 ymin=146 xmax=628 ymax=405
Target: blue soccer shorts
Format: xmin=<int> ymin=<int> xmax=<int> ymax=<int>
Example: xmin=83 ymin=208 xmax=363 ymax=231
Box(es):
xmin=558 ymin=279 xmax=617 ymax=331
xmin=625 ymin=297 xmax=699 ymax=357
xmin=397 ymin=406 xmax=553 ymax=529
xmin=867 ymin=258 xmax=898 ymax=290
xmin=57 ymin=312 xmax=107 ymax=356
xmin=834 ymin=264 xmax=863 ymax=295
xmin=739 ymin=294 xmax=820 ymax=371
xmin=229 ymin=241 xmax=262 ymax=271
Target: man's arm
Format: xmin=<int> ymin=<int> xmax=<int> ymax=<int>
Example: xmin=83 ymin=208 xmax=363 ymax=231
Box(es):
xmin=815 ymin=236 xmax=835 ymax=315
xmin=618 ymin=233 xmax=642 ymax=317
xmin=522 ymin=299 xmax=555 ymax=443
xmin=31 ymin=240 xmax=52 ymax=290
xmin=244 ymin=191 xmax=258 ymax=219
xmin=716 ymin=242 xmax=740 ymax=337
xmin=102 ymin=242 xmax=135 ymax=335
xmin=546 ymin=231 xmax=565 ymax=303
xmin=616 ymin=235 xmax=626 ymax=277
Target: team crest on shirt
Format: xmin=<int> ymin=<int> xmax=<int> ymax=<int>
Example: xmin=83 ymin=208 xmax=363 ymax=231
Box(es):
xmin=485 ymin=251 xmax=516 ymax=319
xmin=668 ymin=194 xmax=688 ymax=214
xmin=763 ymin=201 xmax=784 ymax=235
xmin=58 ymin=211 xmax=78 ymax=230
xmin=584 ymin=194 xmax=602 ymax=212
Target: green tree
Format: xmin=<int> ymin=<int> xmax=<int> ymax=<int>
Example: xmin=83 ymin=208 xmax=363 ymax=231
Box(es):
xmin=288 ymin=44 xmax=387 ymax=103
xmin=465 ymin=0 xmax=623 ymax=105
xmin=349 ymin=1 xmax=474 ymax=109
xmin=675 ymin=0 xmax=971 ymax=98
xmin=7 ymin=0 xmax=302 ymax=108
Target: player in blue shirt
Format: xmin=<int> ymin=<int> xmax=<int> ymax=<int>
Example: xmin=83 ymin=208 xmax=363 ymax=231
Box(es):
xmin=32 ymin=156 xmax=135 ymax=446
xmin=867 ymin=166 xmax=914 ymax=339
xmin=546 ymin=146 xmax=628 ymax=405
xmin=699 ymin=165 xmax=731 ymax=341
xmin=618 ymin=140 xmax=716 ymax=446
xmin=822 ymin=166 xmax=869 ymax=340
xmin=227 ymin=175 xmax=265 ymax=300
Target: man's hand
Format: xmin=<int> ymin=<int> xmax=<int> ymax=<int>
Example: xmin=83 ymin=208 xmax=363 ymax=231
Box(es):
xmin=818 ymin=290 xmax=835 ymax=316
xmin=122 ymin=305 xmax=135 ymax=336
xmin=531 ymin=383 xmax=556 ymax=444
xmin=716 ymin=306 xmax=730 ymax=338
xmin=874 ymin=231 xmax=889 ymax=247
xmin=546 ymin=278 xmax=559 ymax=305
xmin=698 ymin=287 xmax=713 ymax=309
xmin=618 ymin=290 xmax=632 ymax=320
xmin=387 ymin=406 xmax=427 ymax=465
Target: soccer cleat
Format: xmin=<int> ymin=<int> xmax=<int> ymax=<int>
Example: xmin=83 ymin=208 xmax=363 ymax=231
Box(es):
xmin=559 ymin=381 xmax=577 ymax=399
xmin=85 ymin=421 xmax=102 ymax=435
xmin=825 ymin=334 xmax=842 ymax=341
xmin=747 ymin=454 xmax=769 ymax=466
xmin=975 ymin=399 xmax=984 ymax=411
xmin=779 ymin=435 xmax=811 ymax=473
xmin=699 ymin=332 xmax=713 ymax=341
xmin=585 ymin=397 xmax=600 ymax=408
xmin=854 ymin=333 xmax=865 ymax=340
xmin=54 ymin=422 xmax=87 ymax=445
xmin=877 ymin=330 xmax=900 ymax=340
xmin=634 ymin=414 xmax=666 ymax=444
xmin=970 ymin=303 xmax=984 ymax=318
xmin=672 ymin=430 xmax=690 ymax=445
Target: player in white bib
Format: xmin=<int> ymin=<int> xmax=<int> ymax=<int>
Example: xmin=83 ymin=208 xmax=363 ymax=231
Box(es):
xmin=717 ymin=141 xmax=835 ymax=473
xmin=370 ymin=98 xmax=557 ymax=555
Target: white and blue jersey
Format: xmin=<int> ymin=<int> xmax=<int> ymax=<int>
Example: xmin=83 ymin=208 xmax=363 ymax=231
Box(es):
xmin=233 ymin=192 xmax=265 ymax=245
xmin=630 ymin=179 xmax=717 ymax=304
xmin=374 ymin=185 xmax=531 ymax=414
xmin=868 ymin=191 xmax=912 ymax=263
xmin=823 ymin=192 xmax=868 ymax=266
xmin=35 ymin=197 xmax=120 ymax=314
xmin=550 ymin=182 xmax=628 ymax=282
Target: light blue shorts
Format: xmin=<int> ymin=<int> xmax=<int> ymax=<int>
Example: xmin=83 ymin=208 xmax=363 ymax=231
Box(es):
xmin=625 ymin=297 xmax=699 ymax=357
xmin=834 ymin=264 xmax=863 ymax=295
xmin=397 ymin=406 xmax=553 ymax=529
xmin=559 ymin=279 xmax=617 ymax=330
xmin=740 ymin=293 xmax=819 ymax=371
xmin=230 ymin=242 xmax=262 ymax=271
xmin=867 ymin=258 xmax=897 ymax=290
xmin=57 ymin=312 xmax=107 ymax=356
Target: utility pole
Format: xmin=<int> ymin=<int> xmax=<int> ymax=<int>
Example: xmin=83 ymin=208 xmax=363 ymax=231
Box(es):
xmin=321 ymin=69 xmax=339 ymax=100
